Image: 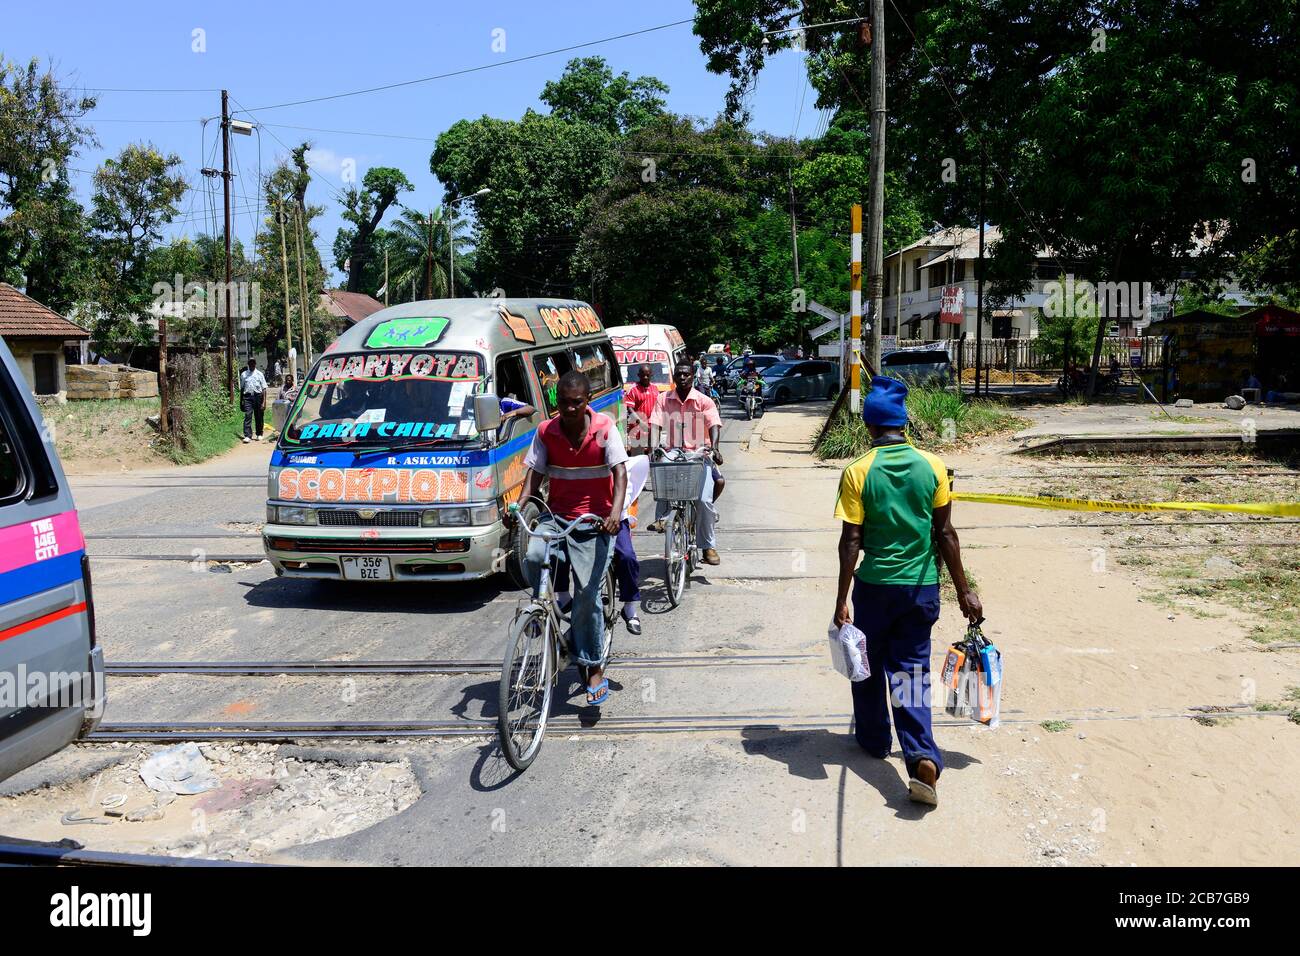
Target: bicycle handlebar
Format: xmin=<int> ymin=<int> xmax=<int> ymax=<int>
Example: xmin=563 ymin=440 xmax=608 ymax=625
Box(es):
xmin=511 ymin=507 xmax=604 ymax=542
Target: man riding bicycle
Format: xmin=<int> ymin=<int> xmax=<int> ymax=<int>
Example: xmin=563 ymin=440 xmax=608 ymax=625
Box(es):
xmin=647 ymin=360 xmax=724 ymax=566
xmin=506 ymin=370 xmax=628 ymax=705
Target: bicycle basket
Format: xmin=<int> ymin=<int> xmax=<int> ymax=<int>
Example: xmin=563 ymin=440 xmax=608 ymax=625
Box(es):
xmin=651 ymin=458 xmax=708 ymax=502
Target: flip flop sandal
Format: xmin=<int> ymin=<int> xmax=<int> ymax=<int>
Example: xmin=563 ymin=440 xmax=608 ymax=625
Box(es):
xmin=586 ymin=678 xmax=610 ymax=706
xmin=907 ymin=778 xmax=939 ymax=806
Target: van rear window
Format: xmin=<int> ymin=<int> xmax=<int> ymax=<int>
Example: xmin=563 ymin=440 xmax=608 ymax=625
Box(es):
xmin=0 ymin=415 xmax=26 ymax=503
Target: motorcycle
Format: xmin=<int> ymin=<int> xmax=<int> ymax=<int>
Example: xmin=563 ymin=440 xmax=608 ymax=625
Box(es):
xmin=739 ymin=379 xmax=765 ymax=420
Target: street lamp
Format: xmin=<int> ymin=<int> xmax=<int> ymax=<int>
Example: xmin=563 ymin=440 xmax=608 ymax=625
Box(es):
xmin=443 ymin=188 xmax=490 ymax=297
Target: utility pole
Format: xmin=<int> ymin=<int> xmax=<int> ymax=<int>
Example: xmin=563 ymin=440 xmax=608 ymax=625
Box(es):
xmin=448 ymin=216 xmax=457 ymax=298
xmin=864 ymin=0 xmax=886 ymax=378
xmin=276 ymin=201 xmax=294 ymax=377
xmin=850 ymin=204 xmax=863 ymax=413
xmin=220 ymin=90 xmax=235 ymax=401
xmin=383 ymin=248 xmax=389 ymax=306
xmin=425 ymin=214 xmax=434 ymax=298
xmin=294 ymin=207 xmax=312 ymax=367
xmin=976 ymin=150 xmax=986 ymax=398
xmin=787 ymin=172 xmax=802 ymax=349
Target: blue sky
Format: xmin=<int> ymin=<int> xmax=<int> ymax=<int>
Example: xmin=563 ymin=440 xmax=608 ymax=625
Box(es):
xmin=5 ymin=0 xmax=823 ymax=286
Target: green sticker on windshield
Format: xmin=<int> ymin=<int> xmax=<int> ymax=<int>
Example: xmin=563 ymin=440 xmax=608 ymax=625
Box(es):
xmin=365 ymin=316 xmax=450 ymax=349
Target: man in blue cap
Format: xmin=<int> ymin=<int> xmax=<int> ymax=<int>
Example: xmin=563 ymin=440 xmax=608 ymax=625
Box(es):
xmin=832 ymin=375 xmax=983 ymax=807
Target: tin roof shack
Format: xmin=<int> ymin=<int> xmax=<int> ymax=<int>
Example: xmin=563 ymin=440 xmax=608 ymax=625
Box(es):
xmin=1157 ymin=305 xmax=1300 ymax=401
xmin=1157 ymin=308 xmax=1256 ymax=400
xmin=0 ymin=283 xmax=91 ymax=402
xmin=321 ymin=290 xmax=385 ymax=332
xmin=1253 ymin=305 xmax=1300 ymax=399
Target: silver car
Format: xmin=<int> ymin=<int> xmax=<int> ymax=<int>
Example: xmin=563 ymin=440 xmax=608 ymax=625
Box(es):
xmin=762 ymin=360 xmax=841 ymax=404
xmin=0 ymin=338 xmax=104 ymax=783
xmin=882 ymin=347 xmax=956 ymax=387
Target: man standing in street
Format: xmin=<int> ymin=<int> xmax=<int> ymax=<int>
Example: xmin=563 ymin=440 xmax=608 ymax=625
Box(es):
xmin=624 ymin=363 xmax=661 ymax=456
xmin=832 ymin=375 xmax=983 ymax=807
xmin=240 ymin=357 xmax=268 ymax=443
xmin=648 ymin=360 xmax=724 ymax=565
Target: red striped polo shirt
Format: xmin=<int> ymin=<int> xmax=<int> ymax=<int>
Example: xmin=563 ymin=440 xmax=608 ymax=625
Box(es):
xmin=524 ymin=410 xmax=629 ymax=520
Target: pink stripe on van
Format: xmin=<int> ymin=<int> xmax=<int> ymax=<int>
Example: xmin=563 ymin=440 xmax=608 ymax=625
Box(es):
xmin=0 ymin=510 xmax=84 ymax=576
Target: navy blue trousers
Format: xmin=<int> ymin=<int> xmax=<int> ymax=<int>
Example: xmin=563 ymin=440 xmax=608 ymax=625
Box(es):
xmin=849 ymin=579 xmax=943 ymax=778
xmin=553 ymin=519 xmax=640 ymax=603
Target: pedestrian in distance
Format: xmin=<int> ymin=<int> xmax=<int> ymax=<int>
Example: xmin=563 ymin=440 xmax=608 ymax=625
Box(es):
xmin=832 ymin=375 xmax=983 ymax=808
xmin=624 ymin=363 xmax=661 ymax=457
xmin=240 ymin=357 xmax=268 ymax=443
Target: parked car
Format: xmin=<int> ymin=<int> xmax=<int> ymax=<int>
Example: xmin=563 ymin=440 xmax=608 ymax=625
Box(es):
xmin=0 ymin=337 xmax=104 ymax=784
xmin=881 ymin=346 xmax=955 ymax=387
xmin=721 ymin=354 xmax=781 ymax=395
xmin=762 ymin=360 xmax=840 ymax=404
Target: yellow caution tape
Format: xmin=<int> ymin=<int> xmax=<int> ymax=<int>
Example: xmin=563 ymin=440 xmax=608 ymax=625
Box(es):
xmin=951 ymin=492 xmax=1300 ymax=518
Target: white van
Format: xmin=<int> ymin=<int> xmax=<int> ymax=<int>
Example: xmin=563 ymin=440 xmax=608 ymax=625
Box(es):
xmin=606 ymin=324 xmax=687 ymax=393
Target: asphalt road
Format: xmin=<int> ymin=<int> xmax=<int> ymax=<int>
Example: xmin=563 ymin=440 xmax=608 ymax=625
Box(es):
xmin=60 ymin=398 xmax=899 ymax=865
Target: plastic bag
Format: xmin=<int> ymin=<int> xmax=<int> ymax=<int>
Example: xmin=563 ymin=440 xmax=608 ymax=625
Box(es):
xmin=828 ymin=620 xmax=871 ymax=681
xmin=943 ymin=623 xmax=1002 ymax=727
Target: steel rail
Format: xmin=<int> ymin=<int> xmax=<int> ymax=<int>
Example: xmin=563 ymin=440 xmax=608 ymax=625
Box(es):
xmin=104 ymin=653 xmax=817 ymax=677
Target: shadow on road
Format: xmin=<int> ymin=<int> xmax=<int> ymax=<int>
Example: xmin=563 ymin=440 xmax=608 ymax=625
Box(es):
xmin=238 ymin=575 xmax=510 ymax=613
xmin=740 ymin=726 xmax=980 ymax=826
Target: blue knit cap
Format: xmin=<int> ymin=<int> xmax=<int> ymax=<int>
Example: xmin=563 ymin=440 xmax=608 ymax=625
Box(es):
xmin=862 ymin=375 xmax=909 ymax=427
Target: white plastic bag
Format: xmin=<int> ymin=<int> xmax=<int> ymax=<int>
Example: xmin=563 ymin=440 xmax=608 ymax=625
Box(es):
xmin=828 ymin=620 xmax=871 ymax=681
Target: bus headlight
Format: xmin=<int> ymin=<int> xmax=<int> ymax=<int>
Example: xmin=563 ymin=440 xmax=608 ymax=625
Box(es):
xmin=439 ymin=508 xmax=471 ymax=526
xmin=276 ymin=506 xmax=318 ymax=525
xmin=471 ymin=502 xmax=499 ymax=525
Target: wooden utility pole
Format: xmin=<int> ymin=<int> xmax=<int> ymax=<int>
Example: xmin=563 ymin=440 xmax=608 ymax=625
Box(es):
xmin=383 ymin=248 xmax=390 ymax=306
xmin=787 ymin=171 xmax=802 ymax=352
xmin=425 ymin=213 xmax=434 ymax=299
xmin=158 ymin=317 xmax=169 ymax=436
xmin=864 ymin=0 xmax=886 ymax=378
xmin=976 ymin=151 xmax=986 ymax=398
xmin=220 ymin=89 xmax=235 ymax=401
xmin=850 ymin=204 xmax=863 ymax=413
xmin=294 ymin=207 xmax=312 ymax=367
xmin=276 ymin=201 xmax=294 ymax=378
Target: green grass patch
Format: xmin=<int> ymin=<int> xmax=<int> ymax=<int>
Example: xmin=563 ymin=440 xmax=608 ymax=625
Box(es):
xmin=815 ymin=386 xmax=1027 ymax=459
xmin=165 ymin=382 xmax=244 ymax=464
xmin=1040 ymin=720 xmax=1072 ymax=733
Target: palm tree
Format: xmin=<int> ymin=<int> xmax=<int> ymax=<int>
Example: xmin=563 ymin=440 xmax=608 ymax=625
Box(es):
xmin=386 ymin=207 xmax=472 ymax=301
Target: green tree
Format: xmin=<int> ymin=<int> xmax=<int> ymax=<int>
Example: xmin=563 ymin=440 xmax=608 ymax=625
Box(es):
xmin=385 ymin=207 xmax=471 ymax=300
xmin=86 ymin=143 xmax=187 ymax=348
xmin=0 ymin=56 xmax=97 ymax=304
xmin=540 ymin=56 xmax=670 ymax=135
xmin=253 ymin=147 xmax=333 ymax=363
xmin=430 ymin=110 xmax=617 ymax=296
xmin=335 ymin=166 xmax=412 ymax=293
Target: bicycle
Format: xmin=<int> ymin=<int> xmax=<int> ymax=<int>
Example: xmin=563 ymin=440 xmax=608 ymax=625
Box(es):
xmin=497 ymin=503 xmax=617 ymax=772
xmin=651 ymin=446 xmax=712 ymax=608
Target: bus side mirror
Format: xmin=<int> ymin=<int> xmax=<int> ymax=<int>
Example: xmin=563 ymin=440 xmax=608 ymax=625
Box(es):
xmin=474 ymin=393 xmax=502 ymax=432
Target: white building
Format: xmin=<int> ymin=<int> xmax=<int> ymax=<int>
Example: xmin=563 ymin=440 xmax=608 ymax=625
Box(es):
xmin=882 ymin=226 xmax=1063 ymax=341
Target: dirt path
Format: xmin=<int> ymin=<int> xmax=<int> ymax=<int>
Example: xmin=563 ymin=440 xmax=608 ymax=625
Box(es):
xmin=758 ymin=406 xmax=1298 ymax=865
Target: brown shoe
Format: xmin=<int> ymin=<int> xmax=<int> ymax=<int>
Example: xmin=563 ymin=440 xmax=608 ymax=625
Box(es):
xmin=646 ymin=521 xmax=665 ymax=533
xmin=907 ymin=758 xmax=939 ymax=806
xmin=703 ymin=548 xmax=720 ymax=565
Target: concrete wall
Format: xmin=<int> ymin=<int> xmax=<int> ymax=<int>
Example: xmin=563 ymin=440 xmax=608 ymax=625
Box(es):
xmin=3 ymin=337 xmax=70 ymax=402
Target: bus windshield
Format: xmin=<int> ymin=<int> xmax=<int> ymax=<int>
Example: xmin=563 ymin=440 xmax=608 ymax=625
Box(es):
xmin=282 ymin=350 xmax=484 ymax=448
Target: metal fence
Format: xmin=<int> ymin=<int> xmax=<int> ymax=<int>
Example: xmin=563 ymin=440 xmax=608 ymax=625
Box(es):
xmin=894 ymin=336 xmax=1165 ymax=373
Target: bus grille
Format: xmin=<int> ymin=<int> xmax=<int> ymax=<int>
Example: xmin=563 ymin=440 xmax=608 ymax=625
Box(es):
xmin=317 ymin=509 xmax=421 ymax=528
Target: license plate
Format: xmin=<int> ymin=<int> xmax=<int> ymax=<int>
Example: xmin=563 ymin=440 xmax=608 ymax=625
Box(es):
xmin=341 ymin=555 xmax=392 ymax=581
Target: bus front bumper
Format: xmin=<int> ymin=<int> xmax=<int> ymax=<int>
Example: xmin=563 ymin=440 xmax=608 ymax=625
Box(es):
xmin=262 ymin=522 xmax=509 ymax=582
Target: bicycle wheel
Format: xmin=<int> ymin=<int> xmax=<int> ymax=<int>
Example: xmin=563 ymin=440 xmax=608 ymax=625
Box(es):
xmin=684 ymin=501 xmax=698 ymax=573
xmin=601 ymin=560 xmax=618 ymax=631
xmin=664 ymin=507 xmax=688 ymax=607
xmin=497 ymin=606 xmax=554 ymax=771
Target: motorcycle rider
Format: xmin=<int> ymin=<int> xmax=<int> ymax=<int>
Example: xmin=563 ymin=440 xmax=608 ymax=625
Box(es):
xmin=738 ymin=360 xmax=766 ymax=415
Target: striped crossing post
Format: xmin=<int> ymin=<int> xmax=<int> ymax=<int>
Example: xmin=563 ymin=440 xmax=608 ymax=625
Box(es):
xmin=850 ymin=204 xmax=863 ymax=414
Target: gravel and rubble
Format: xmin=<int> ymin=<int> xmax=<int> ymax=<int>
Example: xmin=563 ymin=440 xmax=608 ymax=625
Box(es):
xmin=0 ymin=741 xmax=421 ymax=862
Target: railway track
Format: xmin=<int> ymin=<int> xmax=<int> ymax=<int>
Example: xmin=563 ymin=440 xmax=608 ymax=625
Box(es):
xmin=104 ymin=653 xmax=817 ymax=677
xmin=81 ymin=707 xmax=1292 ymax=743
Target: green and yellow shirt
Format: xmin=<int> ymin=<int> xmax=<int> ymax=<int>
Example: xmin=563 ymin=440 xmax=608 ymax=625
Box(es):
xmin=833 ymin=441 xmax=951 ymax=586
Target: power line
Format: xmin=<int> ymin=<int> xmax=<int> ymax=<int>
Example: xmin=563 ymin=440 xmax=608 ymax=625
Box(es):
xmin=233 ymin=18 xmax=696 ymax=113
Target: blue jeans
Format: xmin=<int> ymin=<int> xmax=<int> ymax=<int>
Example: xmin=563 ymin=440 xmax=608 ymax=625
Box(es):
xmin=849 ymin=579 xmax=943 ymax=778
xmin=524 ymin=518 xmax=611 ymax=667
